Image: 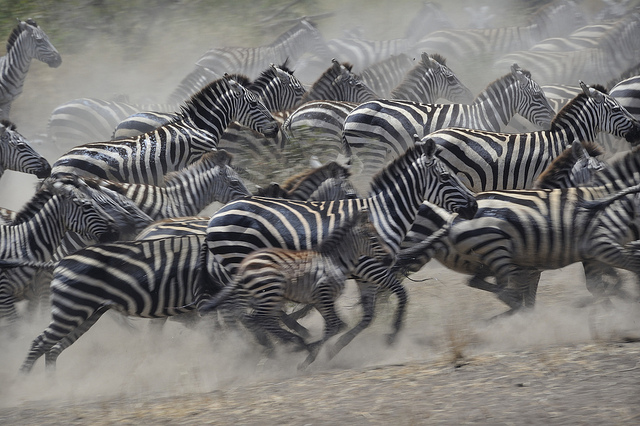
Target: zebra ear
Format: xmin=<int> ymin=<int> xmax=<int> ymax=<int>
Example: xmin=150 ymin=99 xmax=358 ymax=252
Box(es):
xmin=223 ymin=73 xmax=243 ymax=96
xmin=271 ymin=64 xmax=290 ymax=83
xmin=511 ymin=64 xmax=528 ymax=86
xmin=416 ymin=135 xmax=437 ymax=159
xmin=580 ymin=81 xmax=605 ymax=103
xmin=213 ymin=149 xmax=233 ymax=166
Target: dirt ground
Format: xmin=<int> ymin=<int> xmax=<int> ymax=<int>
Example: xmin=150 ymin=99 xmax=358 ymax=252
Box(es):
xmin=2 ymin=263 xmax=640 ymax=425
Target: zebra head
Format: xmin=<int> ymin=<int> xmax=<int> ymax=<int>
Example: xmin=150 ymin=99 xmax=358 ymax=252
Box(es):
xmin=191 ymin=149 xmax=252 ymax=204
xmin=17 ymin=19 xmax=61 ymax=68
xmin=263 ymin=62 xmax=307 ymax=110
xmin=49 ymin=180 xmax=120 ymax=243
xmin=0 ymin=120 xmax=51 ymax=179
xmin=223 ymin=74 xmax=279 ymax=138
xmin=579 ymin=81 xmax=640 ymax=145
xmin=331 ymin=60 xmax=378 ymax=103
xmin=417 ymin=135 xmax=478 ymax=220
xmin=533 ymin=141 xmax=605 ymax=189
xmin=422 ymin=53 xmax=474 ymax=103
xmin=510 ymin=64 xmax=554 ymax=128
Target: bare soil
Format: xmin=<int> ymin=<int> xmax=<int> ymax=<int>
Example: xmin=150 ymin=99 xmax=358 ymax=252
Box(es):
xmin=2 ymin=264 xmax=640 ymax=425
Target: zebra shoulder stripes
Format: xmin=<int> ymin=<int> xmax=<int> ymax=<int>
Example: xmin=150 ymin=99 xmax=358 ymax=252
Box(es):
xmin=16 ymin=233 xmax=215 ymax=372
xmin=342 ymin=64 xmax=554 ymax=177
xmin=50 ymin=75 xmax=278 ymax=185
xmin=0 ymin=119 xmax=50 ymax=179
xmin=200 ymin=210 xmax=391 ymax=369
xmin=426 ymin=82 xmax=640 ymax=193
xmin=0 ymin=19 xmax=61 ymax=119
xmin=202 ymin=139 xmax=478 ymax=355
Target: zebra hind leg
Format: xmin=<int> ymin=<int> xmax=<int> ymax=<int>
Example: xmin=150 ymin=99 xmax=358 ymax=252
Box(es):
xmin=298 ymin=295 xmax=346 ymax=370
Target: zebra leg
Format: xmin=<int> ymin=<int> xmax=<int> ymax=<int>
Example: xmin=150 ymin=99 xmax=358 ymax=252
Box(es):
xmin=280 ymin=310 xmax=312 ymax=340
xmin=0 ymin=282 xmax=19 ymax=336
xmin=299 ymin=297 xmax=345 ymax=370
xmin=255 ymin=312 xmax=309 ymax=353
xmin=327 ymin=280 xmax=378 ymax=360
xmin=582 ymin=260 xmax=628 ymax=301
xmin=45 ymin=306 xmax=109 ymax=371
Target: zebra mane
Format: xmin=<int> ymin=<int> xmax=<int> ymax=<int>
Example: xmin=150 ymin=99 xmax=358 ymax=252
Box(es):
xmin=593 ymin=144 xmax=640 ymax=188
xmin=550 ymin=84 xmax=609 ymax=128
xmin=9 ymin=179 xmax=56 ymax=224
xmin=0 ymin=118 xmax=17 ymax=130
xmin=175 ymin=77 xmax=240 ymax=122
xmin=6 ymin=19 xmax=37 ymax=52
xmin=316 ymin=210 xmax=369 ymax=255
xmin=535 ymin=141 xmax=603 ymax=184
xmin=368 ymin=143 xmax=425 ymax=195
xmin=163 ymin=149 xmax=233 ymax=184
xmin=225 ymin=73 xmax=252 ymax=87
xmin=430 ymin=53 xmax=447 ymax=66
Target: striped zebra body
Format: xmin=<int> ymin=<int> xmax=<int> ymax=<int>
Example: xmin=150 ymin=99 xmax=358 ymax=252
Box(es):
xmin=0 ymin=119 xmax=50 ymax=179
xmin=426 ymin=83 xmax=640 ymax=193
xmin=609 ymin=75 xmax=640 ymax=119
xmin=283 ymin=53 xmax=473 ymax=166
xmin=88 ymin=150 xmax=251 ymax=221
xmin=397 ymin=145 xmax=640 ymax=312
xmin=0 ymin=181 xmax=120 ymax=323
xmin=343 ymin=65 xmax=554 ymax=178
xmin=17 ymin=234 xmax=215 ymax=372
xmin=112 ymin=63 xmax=304 ymax=140
xmin=200 ymin=211 xmax=390 ymax=368
xmin=170 ymin=18 xmax=329 ymax=99
xmin=327 ymin=37 xmax=412 ymax=71
xmin=412 ymin=1 xmax=583 ymax=63
xmin=0 ymin=19 xmax=61 ymax=119
xmin=494 ymin=12 xmax=640 ymax=86
xmin=51 ymin=76 xmax=278 ymax=185
xmin=528 ymin=22 xmax=618 ymax=52
xmin=203 ymin=140 xmax=478 ymax=353
xmin=359 ymin=54 xmax=414 ymax=98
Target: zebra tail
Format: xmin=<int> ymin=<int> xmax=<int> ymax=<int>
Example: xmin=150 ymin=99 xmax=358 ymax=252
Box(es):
xmin=0 ymin=259 xmax=58 ymax=270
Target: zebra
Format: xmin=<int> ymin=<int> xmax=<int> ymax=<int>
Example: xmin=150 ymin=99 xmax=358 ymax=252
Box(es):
xmin=199 ymin=210 xmax=392 ymax=369
xmin=342 ymin=64 xmax=555 ymax=179
xmin=532 ymin=141 xmax=606 ymax=190
xmin=14 ymin=233 xmax=219 ymax=373
xmin=0 ymin=179 xmax=121 ymax=324
xmin=50 ymin=75 xmax=278 ymax=185
xmin=326 ymin=36 xmax=413 ymax=71
xmin=0 ymin=119 xmax=50 ymax=180
xmin=87 ymin=149 xmax=251 ymax=221
xmin=282 ymin=53 xmax=474 ymax=166
xmin=112 ymin=62 xmax=306 ymax=140
xmin=411 ymin=1 xmax=584 ymax=68
xmin=201 ymin=139 xmax=478 ymax=356
xmin=358 ymin=54 xmax=415 ymax=98
xmin=0 ymin=18 xmax=61 ymax=119
xmin=493 ymin=11 xmax=640 ymax=86
xmin=609 ymin=74 xmax=640 ymax=119
xmin=169 ymin=17 xmax=330 ymax=100
xmin=424 ymin=82 xmax=640 ymax=193
xmin=396 ymin=145 xmax=640 ymax=314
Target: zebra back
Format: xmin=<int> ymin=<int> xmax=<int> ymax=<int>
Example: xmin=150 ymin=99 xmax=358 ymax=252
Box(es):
xmin=389 ymin=52 xmax=474 ymax=104
xmin=359 ymin=54 xmax=414 ymax=98
xmin=0 ymin=119 xmax=50 ymax=179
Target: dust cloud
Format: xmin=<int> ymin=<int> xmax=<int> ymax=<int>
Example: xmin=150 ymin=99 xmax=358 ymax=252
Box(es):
xmin=1 ymin=0 xmax=639 ymax=414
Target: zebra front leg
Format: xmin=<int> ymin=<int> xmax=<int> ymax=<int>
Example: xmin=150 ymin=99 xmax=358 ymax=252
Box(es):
xmin=379 ymin=274 xmax=408 ymax=346
xmin=280 ymin=310 xmax=312 ymax=340
xmin=327 ymin=281 xmax=377 ymax=360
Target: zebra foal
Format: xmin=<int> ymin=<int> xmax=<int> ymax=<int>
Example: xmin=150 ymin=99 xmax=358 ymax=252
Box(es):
xmin=200 ymin=211 xmax=391 ymax=369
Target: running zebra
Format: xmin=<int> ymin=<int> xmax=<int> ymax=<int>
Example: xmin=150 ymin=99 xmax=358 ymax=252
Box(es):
xmin=0 ymin=119 xmax=50 ymax=180
xmin=283 ymin=53 xmax=473 ymax=165
xmin=358 ymin=54 xmax=414 ymax=98
xmin=342 ymin=64 xmax=554 ymax=178
xmin=15 ymin=233 xmax=217 ymax=372
xmin=200 ymin=211 xmax=391 ymax=369
xmin=395 ymin=144 xmax=640 ymax=312
xmin=609 ymin=74 xmax=640 ymax=119
xmin=425 ymin=83 xmax=640 ymax=193
xmin=0 ymin=19 xmax=61 ymax=119
xmin=50 ymin=75 xmax=278 ymax=185
xmin=170 ymin=18 xmax=329 ymax=100
xmin=0 ymin=179 xmax=120 ymax=324
xmin=91 ymin=150 xmax=251 ymax=220
xmin=112 ymin=63 xmax=306 ymax=140
xmin=202 ymin=139 xmax=478 ymax=355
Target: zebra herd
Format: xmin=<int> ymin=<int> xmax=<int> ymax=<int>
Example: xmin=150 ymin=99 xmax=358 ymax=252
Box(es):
xmin=3 ymin=1 xmax=640 ymax=376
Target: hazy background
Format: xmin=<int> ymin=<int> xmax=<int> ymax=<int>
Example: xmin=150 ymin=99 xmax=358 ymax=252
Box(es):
xmin=1 ymin=0 xmax=639 ymax=413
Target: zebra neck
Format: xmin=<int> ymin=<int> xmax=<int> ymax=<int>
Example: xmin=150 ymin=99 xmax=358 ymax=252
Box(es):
xmin=364 ymin=189 xmax=421 ymax=254
xmin=0 ymin=199 xmax=67 ymax=259
xmin=0 ymin=46 xmax=32 ymax=98
xmin=470 ymin=80 xmax=518 ymax=130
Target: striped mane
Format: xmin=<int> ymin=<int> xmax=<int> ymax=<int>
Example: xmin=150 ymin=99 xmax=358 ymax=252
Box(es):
xmin=8 ymin=181 xmax=54 ymax=224
xmin=550 ymin=84 xmax=608 ymax=128
xmin=369 ymin=144 xmax=424 ymax=195
xmin=594 ymin=145 xmax=640 ymax=188
xmin=162 ymin=150 xmax=233 ymax=185
xmin=535 ymin=141 xmax=603 ymax=183
xmin=6 ymin=19 xmax=37 ymax=52
xmin=430 ymin=53 xmax=447 ymax=66
xmin=173 ymin=77 xmax=241 ymax=123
